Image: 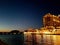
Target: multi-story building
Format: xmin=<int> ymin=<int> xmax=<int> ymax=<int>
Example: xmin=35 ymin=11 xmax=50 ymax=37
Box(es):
xmin=43 ymin=13 xmax=60 ymax=29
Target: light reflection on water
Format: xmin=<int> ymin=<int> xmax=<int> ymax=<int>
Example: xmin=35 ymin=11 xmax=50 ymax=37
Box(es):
xmin=24 ymin=33 xmax=60 ymax=45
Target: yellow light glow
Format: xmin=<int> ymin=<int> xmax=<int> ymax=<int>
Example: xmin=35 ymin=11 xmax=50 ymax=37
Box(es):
xmin=43 ymin=31 xmax=50 ymax=34
xmin=53 ymin=29 xmax=56 ymax=32
xmin=24 ymin=32 xmax=27 ymax=34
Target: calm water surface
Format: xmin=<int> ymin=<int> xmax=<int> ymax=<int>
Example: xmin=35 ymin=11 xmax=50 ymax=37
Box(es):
xmin=24 ymin=33 xmax=60 ymax=45
xmin=0 ymin=34 xmax=60 ymax=45
xmin=0 ymin=34 xmax=24 ymax=45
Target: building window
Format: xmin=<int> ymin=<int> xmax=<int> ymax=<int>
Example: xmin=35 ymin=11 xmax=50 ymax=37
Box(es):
xmin=47 ymin=17 xmax=50 ymax=21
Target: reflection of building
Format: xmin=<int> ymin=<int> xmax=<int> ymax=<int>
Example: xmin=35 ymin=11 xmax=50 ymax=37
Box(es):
xmin=43 ymin=13 xmax=60 ymax=29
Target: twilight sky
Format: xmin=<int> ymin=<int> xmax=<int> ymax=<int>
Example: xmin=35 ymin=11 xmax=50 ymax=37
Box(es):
xmin=0 ymin=0 xmax=60 ymax=31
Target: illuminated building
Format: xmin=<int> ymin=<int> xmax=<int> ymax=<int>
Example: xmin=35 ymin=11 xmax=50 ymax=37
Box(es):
xmin=43 ymin=13 xmax=60 ymax=29
xmin=24 ymin=13 xmax=60 ymax=34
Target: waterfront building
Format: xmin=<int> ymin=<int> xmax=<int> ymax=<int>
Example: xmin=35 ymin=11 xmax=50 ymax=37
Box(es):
xmin=43 ymin=13 xmax=60 ymax=29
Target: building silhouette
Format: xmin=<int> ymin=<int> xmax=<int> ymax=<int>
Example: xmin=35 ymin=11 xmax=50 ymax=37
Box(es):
xmin=0 ymin=30 xmax=23 ymax=35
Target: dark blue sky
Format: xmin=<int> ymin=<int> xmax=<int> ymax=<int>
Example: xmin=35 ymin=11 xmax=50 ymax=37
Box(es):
xmin=0 ymin=0 xmax=60 ymax=31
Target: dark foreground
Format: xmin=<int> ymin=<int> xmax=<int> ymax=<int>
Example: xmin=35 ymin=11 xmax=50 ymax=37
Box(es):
xmin=0 ymin=34 xmax=24 ymax=45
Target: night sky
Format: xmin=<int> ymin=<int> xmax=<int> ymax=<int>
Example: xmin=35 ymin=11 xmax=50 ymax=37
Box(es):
xmin=0 ymin=0 xmax=60 ymax=31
